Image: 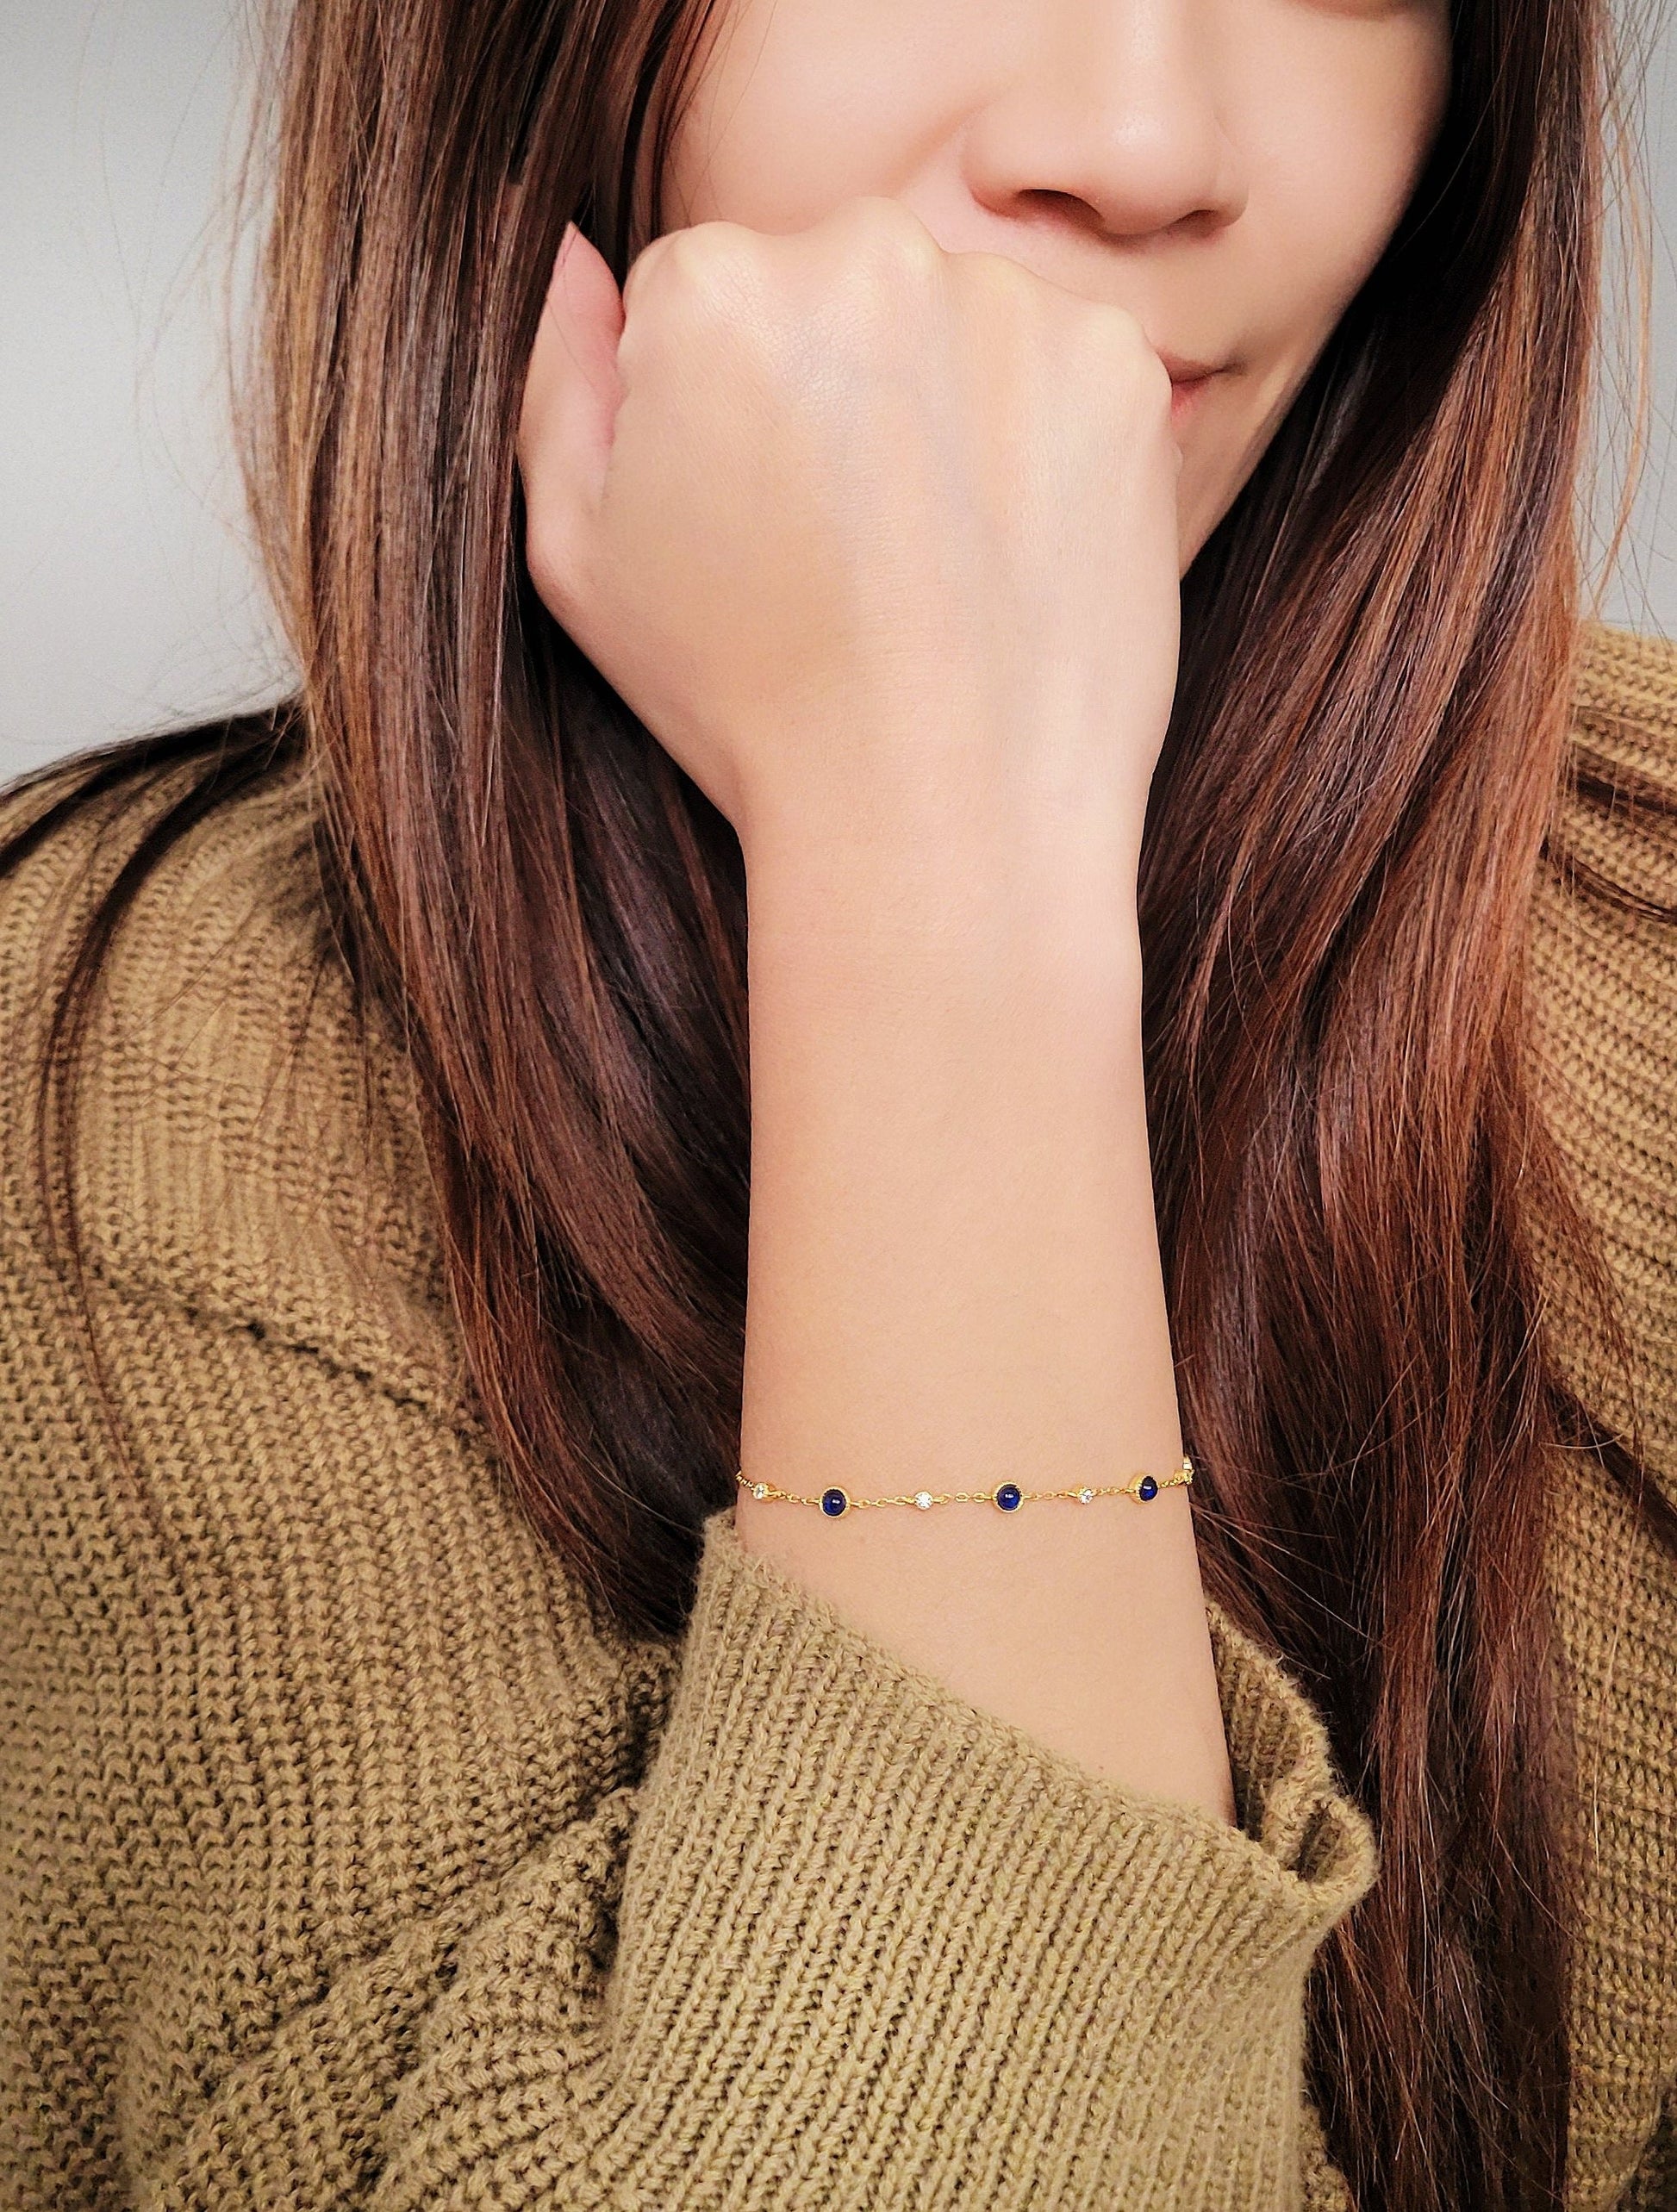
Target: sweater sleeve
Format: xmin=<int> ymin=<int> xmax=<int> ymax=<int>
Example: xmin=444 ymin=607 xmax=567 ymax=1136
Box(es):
xmin=0 ymin=775 xmax=1371 ymax=2212
xmin=374 ymin=1508 xmax=1375 ymax=2211
xmin=0 ymin=1262 xmax=1371 ymax=2212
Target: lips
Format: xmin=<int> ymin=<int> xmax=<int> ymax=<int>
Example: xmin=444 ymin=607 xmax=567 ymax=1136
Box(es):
xmin=1168 ymin=369 xmax=1219 ymax=424
xmin=1158 ymin=352 xmax=1223 ymax=383
xmin=1156 ymin=346 xmax=1227 ymax=428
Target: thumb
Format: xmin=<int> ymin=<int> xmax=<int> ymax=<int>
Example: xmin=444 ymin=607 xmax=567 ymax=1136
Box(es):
xmin=517 ymin=223 xmax=625 ymax=595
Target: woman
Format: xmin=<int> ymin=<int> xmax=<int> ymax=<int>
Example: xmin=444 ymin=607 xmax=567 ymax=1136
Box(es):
xmin=1 ymin=0 xmax=1673 ymax=2203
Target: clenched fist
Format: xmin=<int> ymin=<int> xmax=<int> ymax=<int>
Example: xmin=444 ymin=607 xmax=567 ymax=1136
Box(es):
xmin=516 ymin=197 xmax=1182 ymax=882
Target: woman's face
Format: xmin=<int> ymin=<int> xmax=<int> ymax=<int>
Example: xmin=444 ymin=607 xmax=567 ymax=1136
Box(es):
xmin=660 ymin=0 xmax=1452 ymax=564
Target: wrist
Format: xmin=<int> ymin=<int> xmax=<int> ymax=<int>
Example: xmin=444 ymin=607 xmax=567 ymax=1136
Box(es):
xmin=740 ymin=789 xmax=1144 ymax=1013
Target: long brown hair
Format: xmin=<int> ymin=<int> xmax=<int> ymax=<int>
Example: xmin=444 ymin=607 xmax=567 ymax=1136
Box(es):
xmin=5 ymin=0 xmax=1674 ymax=2203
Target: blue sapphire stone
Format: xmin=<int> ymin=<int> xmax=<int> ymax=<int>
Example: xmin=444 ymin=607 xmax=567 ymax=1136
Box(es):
xmin=1137 ymin=1475 xmax=1160 ymax=1502
xmin=994 ymin=1482 xmax=1023 ymax=1512
xmin=820 ymin=1487 xmax=849 ymax=1518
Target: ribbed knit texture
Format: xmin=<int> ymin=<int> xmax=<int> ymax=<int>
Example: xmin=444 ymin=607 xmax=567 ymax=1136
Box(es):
xmin=1529 ymin=627 xmax=1677 ymax=2210
xmin=0 ymin=621 xmax=1673 ymax=2209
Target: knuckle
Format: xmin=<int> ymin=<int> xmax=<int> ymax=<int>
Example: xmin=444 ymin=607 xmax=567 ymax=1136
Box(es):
xmin=676 ymin=218 xmax=759 ymax=284
xmin=1082 ymin=303 xmax=1173 ymax=408
xmin=963 ymin=250 xmax=1039 ymax=310
xmin=623 ymin=221 xmax=757 ymax=327
xmin=619 ymin=230 xmax=672 ymax=317
xmin=836 ymin=195 xmax=942 ymax=283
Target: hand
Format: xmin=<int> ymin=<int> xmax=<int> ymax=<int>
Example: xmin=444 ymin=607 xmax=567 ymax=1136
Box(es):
xmin=515 ymin=198 xmax=1182 ymax=880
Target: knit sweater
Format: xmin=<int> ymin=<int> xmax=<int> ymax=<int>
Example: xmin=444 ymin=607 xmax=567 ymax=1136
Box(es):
xmin=0 ymin=623 xmax=1673 ymax=2211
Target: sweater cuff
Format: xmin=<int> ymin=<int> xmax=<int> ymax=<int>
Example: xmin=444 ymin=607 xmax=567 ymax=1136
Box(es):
xmin=600 ymin=1506 xmax=1375 ymax=2206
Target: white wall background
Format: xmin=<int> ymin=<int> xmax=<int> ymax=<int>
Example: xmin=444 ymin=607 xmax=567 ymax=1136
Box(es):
xmin=0 ymin=0 xmax=291 ymax=782
xmin=3 ymin=0 xmax=1675 ymax=788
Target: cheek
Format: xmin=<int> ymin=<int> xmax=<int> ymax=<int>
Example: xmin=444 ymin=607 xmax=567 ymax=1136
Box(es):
xmin=664 ymin=0 xmax=971 ymax=229
xmin=1177 ymin=8 xmax=1449 ymax=545
xmin=1240 ymin=11 xmax=1451 ymax=370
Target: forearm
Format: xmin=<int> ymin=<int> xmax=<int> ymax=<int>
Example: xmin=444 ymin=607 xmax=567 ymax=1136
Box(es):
xmin=733 ymin=803 xmax=1235 ymax=1823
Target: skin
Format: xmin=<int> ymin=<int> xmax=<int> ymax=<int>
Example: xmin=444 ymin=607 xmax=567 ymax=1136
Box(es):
xmin=660 ymin=0 xmax=1453 ymax=568
xmin=516 ymin=0 xmax=1449 ymax=1823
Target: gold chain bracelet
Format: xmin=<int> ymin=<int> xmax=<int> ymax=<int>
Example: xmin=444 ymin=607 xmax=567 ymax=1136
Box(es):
xmin=734 ymin=1458 xmax=1194 ymax=1519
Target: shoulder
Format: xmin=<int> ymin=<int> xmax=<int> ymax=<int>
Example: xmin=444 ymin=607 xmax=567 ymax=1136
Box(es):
xmin=1537 ymin=619 xmax=1677 ymax=1127
xmin=1534 ymin=618 xmax=1677 ymax=1072
xmin=0 ymin=730 xmax=463 ymax=1418
xmin=1562 ymin=621 xmax=1677 ymax=880
xmin=1570 ymin=620 xmax=1677 ymax=767
xmin=1531 ymin=621 xmax=1677 ymax=1477
xmin=0 ymin=741 xmax=679 ymax=2190
xmin=1549 ymin=621 xmax=1677 ymax=960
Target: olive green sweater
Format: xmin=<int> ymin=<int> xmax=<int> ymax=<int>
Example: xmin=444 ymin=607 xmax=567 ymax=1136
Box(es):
xmin=1 ymin=624 xmax=1674 ymax=2209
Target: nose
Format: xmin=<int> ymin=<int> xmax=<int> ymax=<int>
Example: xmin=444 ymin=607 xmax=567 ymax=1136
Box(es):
xmin=957 ymin=0 xmax=1247 ymax=246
